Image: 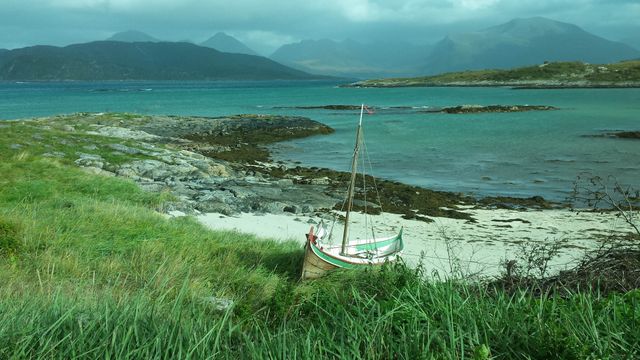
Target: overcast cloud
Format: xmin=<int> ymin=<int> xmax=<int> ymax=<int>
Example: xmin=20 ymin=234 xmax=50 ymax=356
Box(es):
xmin=0 ymin=0 xmax=638 ymax=54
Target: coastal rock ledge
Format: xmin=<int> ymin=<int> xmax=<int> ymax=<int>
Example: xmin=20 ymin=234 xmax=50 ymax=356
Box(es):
xmin=11 ymin=113 xmax=340 ymax=216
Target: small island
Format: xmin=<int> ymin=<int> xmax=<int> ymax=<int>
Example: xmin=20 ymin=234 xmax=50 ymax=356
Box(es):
xmin=434 ymin=104 xmax=557 ymax=114
xmin=277 ymin=104 xmax=558 ymax=114
xmin=346 ymin=60 xmax=640 ymax=88
xmin=612 ymin=131 xmax=640 ymax=139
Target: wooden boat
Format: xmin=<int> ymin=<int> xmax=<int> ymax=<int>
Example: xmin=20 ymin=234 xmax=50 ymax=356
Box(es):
xmin=301 ymin=104 xmax=404 ymax=280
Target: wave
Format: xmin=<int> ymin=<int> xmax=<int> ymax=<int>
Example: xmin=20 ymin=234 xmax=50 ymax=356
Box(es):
xmin=89 ymin=88 xmax=153 ymax=93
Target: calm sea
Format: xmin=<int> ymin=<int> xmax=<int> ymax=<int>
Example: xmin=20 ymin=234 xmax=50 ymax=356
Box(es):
xmin=1 ymin=80 xmax=639 ymax=200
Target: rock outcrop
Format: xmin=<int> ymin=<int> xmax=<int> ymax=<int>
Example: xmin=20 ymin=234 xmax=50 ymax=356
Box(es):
xmin=49 ymin=113 xmax=340 ymax=216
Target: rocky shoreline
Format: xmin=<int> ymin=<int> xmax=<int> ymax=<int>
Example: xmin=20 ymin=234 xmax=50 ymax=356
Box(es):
xmin=274 ymin=104 xmax=557 ymax=114
xmin=435 ymin=104 xmax=557 ymax=114
xmin=583 ymin=130 xmax=640 ymax=140
xmin=9 ymin=112 xmax=561 ymax=222
xmin=610 ymin=131 xmax=640 ymax=139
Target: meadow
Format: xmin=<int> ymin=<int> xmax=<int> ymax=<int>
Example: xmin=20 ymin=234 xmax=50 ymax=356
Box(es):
xmin=1 ymin=120 xmax=638 ymax=359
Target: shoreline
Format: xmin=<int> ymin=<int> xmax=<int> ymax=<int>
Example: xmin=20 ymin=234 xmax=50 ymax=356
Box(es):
xmin=344 ymin=82 xmax=640 ymax=89
xmin=196 ymin=207 xmax=635 ymax=277
xmin=343 ymin=60 xmax=640 ymax=89
xmin=0 ymin=111 xmax=598 ymax=218
xmin=4 ymin=111 xmax=638 ymax=278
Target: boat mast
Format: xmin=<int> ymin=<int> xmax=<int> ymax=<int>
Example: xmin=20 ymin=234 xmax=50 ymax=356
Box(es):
xmin=341 ymin=104 xmax=364 ymax=255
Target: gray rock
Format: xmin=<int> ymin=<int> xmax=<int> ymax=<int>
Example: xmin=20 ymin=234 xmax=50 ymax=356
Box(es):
xmin=207 ymin=164 xmax=229 ymax=177
xmin=139 ymin=183 xmax=165 ymax=193
xmin=167 ymin=210 xmax=187 ymax=217
xmin=87 ymin=126 xmax=161 ymax=141
xmin=124 ymin=160 xmax=176 ymax=180
xmin=277 ymin=179 xmax=294 ymax=186
xmin=310 ymin=177 xmax=330 ymax=185
xmin=181 ymin=150 xmax=205 ymax=160
xmin=300 ymin=204 xmax=315 ymax=213
xmin=115 ymin=167 xmax=140 ymax=179
xmin=83 ymin=144 xmax=98 ymax=151
xmin=42 ymin=151 xmax=66 ymax=158
xmin=81 ymin=167 xmax=115 ymax=177
xmin=108 ymin=143 xmax=141 ymax=154
xmin=173 ymin=163 xmax=200 ymax=179
xmin=10 ymin=144 xmax=22 ymax=150
xmin=172 ymin=182 xmax=197 ymax=197
xmin=75 ymin=153 xmax=105 ymax=169
xmin=200 ymin=190 xmax=237 ymax=205
xmin=283 ymin=205 xmax=299 ymax=214
xmin=226 ymin=187 xmax=252 ymax=200
xmin=196 ymin=200 xmax=234 ymax=214
xmin=243 ymin=176 xmax=265 ymax=184
xmin=159 ymin=155 xmax=175 ymax=164
xmin=184 ymin=178 xmax=225 ymax=190
xmin=62 ymin=125 xmax=76 ymax=132
xmin=139 ymin=143 xmax=158 ymax=151
xmin=261 ymin=202 xmax=286 ymax=214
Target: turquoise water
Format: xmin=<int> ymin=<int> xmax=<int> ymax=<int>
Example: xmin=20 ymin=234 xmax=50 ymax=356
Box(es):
xmin=1 ymin=80 xmax=639 ymax=200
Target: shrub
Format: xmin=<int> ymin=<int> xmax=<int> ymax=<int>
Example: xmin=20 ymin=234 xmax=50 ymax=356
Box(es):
xmin=0 ymin=218 xmax=22 ymax=255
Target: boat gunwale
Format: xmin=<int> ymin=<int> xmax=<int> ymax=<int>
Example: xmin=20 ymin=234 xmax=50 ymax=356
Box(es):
xmin=308 ymin=235 xmax=402 ymax=267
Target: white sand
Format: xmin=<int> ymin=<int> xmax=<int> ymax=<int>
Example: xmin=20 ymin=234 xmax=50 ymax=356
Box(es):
xmin=197 ymin=208 xmax=635 ymax=277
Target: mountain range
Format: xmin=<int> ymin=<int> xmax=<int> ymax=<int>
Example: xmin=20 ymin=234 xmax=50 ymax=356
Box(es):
xmin=423 ymin=17 xmax=640 ymax=74
xmin=2 ymin=18 xmax=638 ymax=81
xmin=0 ymin=41 xmax=318 ymax=80
xmin=270 ymin=39 xmax=431 ymax=78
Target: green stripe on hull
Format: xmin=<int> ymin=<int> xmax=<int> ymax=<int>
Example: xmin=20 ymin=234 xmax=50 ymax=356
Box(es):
xmin=354 ymin=228 xmax=403 ymax=251
xmin=310 ymin=243 xmax=359 ymax=269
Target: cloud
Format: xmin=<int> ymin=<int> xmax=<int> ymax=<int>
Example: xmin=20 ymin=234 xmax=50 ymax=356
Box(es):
xmin=0 ymin=0 xmax=637 ymax=50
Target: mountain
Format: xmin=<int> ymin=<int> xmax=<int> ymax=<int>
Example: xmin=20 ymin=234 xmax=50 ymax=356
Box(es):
xmin=621 ymin=37 xmax=640 ymax=51
xmin=0 ymin=41 xmax=320 ymax=80
xmin=425 ymin=17 xmax=640 ymax=74
xmin=200 ymin=32 xmax=257 ymax=55
xmin=107 ymin=30 xmax=159 ymax=43
xmin=270 ymin=39 xmax=431 ymax=78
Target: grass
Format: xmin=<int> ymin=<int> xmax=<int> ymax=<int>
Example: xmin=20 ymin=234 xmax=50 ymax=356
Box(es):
xmin=1 ymin=119 xmax=639 ymax=358
xmin=356 ymin=60 xmax=640 ymax=87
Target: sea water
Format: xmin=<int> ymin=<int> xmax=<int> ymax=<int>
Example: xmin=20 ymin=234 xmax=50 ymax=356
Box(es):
xmin=1 ymin=80 xmax=638 ymax=200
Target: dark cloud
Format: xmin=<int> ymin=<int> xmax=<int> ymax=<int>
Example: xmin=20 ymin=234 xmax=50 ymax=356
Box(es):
xmin=0 ymin=0 xmax=637 ymax=54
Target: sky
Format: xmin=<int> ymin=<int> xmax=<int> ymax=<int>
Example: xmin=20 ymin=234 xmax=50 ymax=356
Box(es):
xmin=1 ymin=0 xmax=638 ymax=55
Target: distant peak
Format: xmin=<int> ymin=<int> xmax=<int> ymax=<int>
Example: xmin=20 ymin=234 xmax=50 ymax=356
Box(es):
xmin=200 ymin=32 xmax=257 ymax=56
xmin=107 ymin=30 xmax=159 ymax=43
xmin=211 ymin=32 xmax=232 ymax=39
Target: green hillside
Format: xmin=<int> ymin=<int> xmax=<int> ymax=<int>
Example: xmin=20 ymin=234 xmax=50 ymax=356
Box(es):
xmin=350 ymin=60 xmax=640 ymax=88
xmin=0 ymin=41 xmax=319 ymax=80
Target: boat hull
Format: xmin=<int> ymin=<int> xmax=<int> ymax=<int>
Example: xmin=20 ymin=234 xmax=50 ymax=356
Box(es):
xmin=301 ymin=241 xmax=340 ymax=280
xmin=300 ymin=227 xmax=404 ymax=280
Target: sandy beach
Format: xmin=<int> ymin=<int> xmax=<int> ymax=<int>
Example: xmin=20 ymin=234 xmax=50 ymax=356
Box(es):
xmin=197 ymin=208 xmax=635 ymax=278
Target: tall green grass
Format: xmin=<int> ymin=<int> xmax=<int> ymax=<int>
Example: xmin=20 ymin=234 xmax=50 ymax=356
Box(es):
xmin=1 ymin=121 xmax=639 ymax=359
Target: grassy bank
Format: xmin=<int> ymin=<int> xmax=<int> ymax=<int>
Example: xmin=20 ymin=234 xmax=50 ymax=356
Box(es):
xmin=1 ymin=121 xmax=639 ymax=359
xmin=351 ymin=60 xmax=640 ymax=88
